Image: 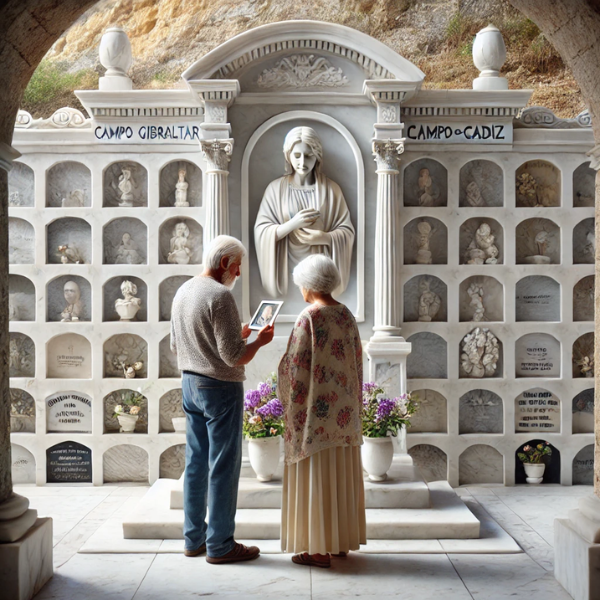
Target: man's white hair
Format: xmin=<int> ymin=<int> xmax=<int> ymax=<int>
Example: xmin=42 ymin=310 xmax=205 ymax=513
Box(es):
xmin=293 ymin=254 xmax=340 ymax=295
xmin=203 ymin=235 xmax=246 ymax=270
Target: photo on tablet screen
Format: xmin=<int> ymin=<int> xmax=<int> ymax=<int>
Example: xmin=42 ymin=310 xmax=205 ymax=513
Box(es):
xmin=249 ymin=300 xmax=284 ymax=330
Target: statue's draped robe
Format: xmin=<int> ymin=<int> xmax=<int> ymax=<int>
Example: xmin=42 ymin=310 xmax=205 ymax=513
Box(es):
xmin=254 ymin=174 xmax=355 ymax=297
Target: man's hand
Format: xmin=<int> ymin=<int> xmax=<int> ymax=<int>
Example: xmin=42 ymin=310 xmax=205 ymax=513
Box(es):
xmin=241 ymin=323 xmax=252 ymax=340
xmin=257 ymin=323 xmax=275 ymax=346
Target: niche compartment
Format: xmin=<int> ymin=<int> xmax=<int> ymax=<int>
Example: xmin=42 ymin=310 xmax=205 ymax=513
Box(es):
xmin=103 ymin=276 xmax=148 ymax=322
xmin=459 ymin=159 xmax=503 ymax=207
xmin=574 ymin=276 xmax=594 ymax=321
xmin=403 ymin=217 xmax=447 ymax=265
xmin=46 ymin=161 xmax=91 ymax=208
xmin=573 ymin=162 xmax=595 ymax=207
xmin=515 ymin=218 xmax=560 ymax=264
xmin=459 ymin=275 xmax=503 ymax=322
xmin=573 ymin=218 xmax=595 ymax=264
xmin=159 ymin=276 xmax=192 ymax=321
xmin=572 ymin=389 xmax=594 ymax=434
xmin=403 ymin=275 xmax=447 ymax=322
xmin=403 ymin=158 xmax=447 ymax=207
xmin=159 ymin=218 xmax=203 ymax=265
xmin=47 ymin=217 xmax=91 ymax=264
xmin=103 ymin=217 xmax=147 ymax=264
xmin=9 ymin=332 xmax=35 ymax=378
xmin=515 ymin=159 xmax=561 ymax=207
xmin=8 ymin=162 xmax=34 ymax=207
xmin=9 ymin=217 xmax=35 ymax=264
xmin=515 ymin=276 xmax=560 ymax=322
xmin=46 ymin=275 xmax=91 ymax=322
xmin=8 ymin=274 xmax=35 ymax=321
xmin=103 ymin=334 xmax=148 ymax=378
xmin=159 ymin=160 xmax=202 ymax=208
xmin=103 ymin=389 xmax=148 ymax=433
xmin=459 ymin=389 xmax=503 ymax=434
xmin=103 ymin=161 xmax=148 ymax=208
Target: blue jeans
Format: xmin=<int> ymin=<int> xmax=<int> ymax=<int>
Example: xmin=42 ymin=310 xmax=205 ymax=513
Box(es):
xmin=182 ymin=372 xmax=244 ymax=557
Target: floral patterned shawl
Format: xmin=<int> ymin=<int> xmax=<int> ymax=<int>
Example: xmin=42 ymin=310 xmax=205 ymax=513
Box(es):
xmin=278 ymin=303 xmax=363 ymax=465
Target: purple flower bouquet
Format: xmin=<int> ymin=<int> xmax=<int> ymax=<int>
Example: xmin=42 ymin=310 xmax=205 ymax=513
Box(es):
xmin=361 ymin=382 xmax=417 ymax=438
xmin=243 ymin=373 xmax=284 ymax=438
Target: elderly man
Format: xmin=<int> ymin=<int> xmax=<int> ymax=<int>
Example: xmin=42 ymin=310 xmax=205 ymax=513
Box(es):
xmin=171 ymin=235 xmax=274 ymax=564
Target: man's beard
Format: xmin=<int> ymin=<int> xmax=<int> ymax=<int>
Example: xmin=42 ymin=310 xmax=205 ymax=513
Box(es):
xmin=221 ymin=270 xmax=238 ymax=290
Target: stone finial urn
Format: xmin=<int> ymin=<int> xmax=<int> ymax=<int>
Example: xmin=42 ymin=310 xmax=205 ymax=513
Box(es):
xmin=99 ymin=27 xmax=133 ymax=90
xmin=472 ymin=25 xmax=508 ymax=91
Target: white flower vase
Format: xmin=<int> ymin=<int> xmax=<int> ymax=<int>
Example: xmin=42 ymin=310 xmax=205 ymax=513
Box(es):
xmin=117 ymin=413 xmax=139 ymax=433
xmin=523 ymin=462 xmax=545 ymax=484
xmin=247 ymin=436 xmax=281 ymax=482
xmin=172 ymin=416 xmax=186 ymax=433
xmin=362 ymin=436 xmax=394 ymax=482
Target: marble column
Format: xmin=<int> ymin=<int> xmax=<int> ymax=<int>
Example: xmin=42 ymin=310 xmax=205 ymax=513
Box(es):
xmin=200 ymin=138 xmax=234 ymax=244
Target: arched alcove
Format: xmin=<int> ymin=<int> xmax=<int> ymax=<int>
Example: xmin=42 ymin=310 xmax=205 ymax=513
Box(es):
xmin=160 ymin=444 xmax=186 ymax=479
xmin=12 ymin=444 xmax=35 ymax=483
xmin=46 ymin=217 xmax=91 ymax=264
xmin=8 ymin=274 xmax=35 ymax=321
xmin=573 ymin=445 xmax=594 ymax=485
xmin=8 ymin=161 xmax=34 ymax=207
xmin=459 ymin=389 xmax=503 ymax=434
xmin=459 ymin=275 xmax=503 ymax=322
xmin=515 ymin=159 xmax=561 ymax=207
xmin=159 ymin=159 xmax=202 ymax=207
xmin=459 ymin=328 xmax=502 ymax=379
xmin=46 ymin=161 xmax=91 ymax=207
xmin=403 ymin=217 xmax=447 ymax=265
xmin=573 ymin=332 xmax=594 ymax=378
xmin=407 ymin=444 xmax=447 ymax=482
xmin=408 ymin=389 xmax=447 ymax=433
xmin=515 ymin=218 xmax=560 ymax=264
xmin=46 ymin=275 xmax=91 ymax=322
xmin=515 ymin=276 xmax=560 ymax=322
xmin=103 ymin=445 xmax=148 ymax=483
xmin=572 ymin=389 xmax=594 ymax=434
xmin=459 ymin=218 xmax=504 ymax=265
xmin=9 ymin=332 xmax=35 ymax=378
xmin=403 ymin=158 xmax=448 ymax=207
xmin=515 ymin=440 xmax=560 ymax=484
xmin=47 ymin=441 xmax=92 ymax=483
xmin=403 ymin=275 xmax=447 ymax=322
xmin=46 ymin=333 xmax=91 ymax=379
xmin=103 ymin=276 xmax=148 ymax=322
xmin=10 ymin=388 xmax=35 ymax=433
xmin=103 ymin=389 xmax=148 ymax=434
xmin=45 ymin=391 xmax=92 ymax=434
xmin=515 ymin=388 xmax=560 ymax=433
xmin=103 ymin=334 xmax=148 ymax=378
xmin=573 ymin=218 xmax=595 ymax=264
xmin=9 ymin=217 xmax=34 ymax=264
xmin=515 ymin=333 xmax=560 ymax=378
xmin=159 ymin=389 xmax=184 ymax=433
xmin=103 ymin=161 xmax=148 ymax=207
xmin=459 ymin=444 xmax=503 ymax=485
xmin=573 ymin=162 xmax=595 ymax=207
xmin=574 ymin=276 xmax=594 ymax=321
xmin=159 ymin=334 xmax=179 ymax=378
xmin=158 ymin=218 xmax=203 ymax=265
xmin=459 ymin=159 xmax=503 ymax=207
xmin=159 ymin=276 xmax=193 ymax=321
xmin=406 ymin=332 xmax=447 ymax=379
xmin=103 ymin=217 xmax=147 ymax=264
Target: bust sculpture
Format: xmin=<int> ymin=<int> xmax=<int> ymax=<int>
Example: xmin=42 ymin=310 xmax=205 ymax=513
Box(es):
xmin=418 ymin=279 xmax=441 ymax=322
xmin=254 ymin=126 xmax=355 ymax=297
xmin=465 ymin=181 xmax=485 ymax=207
xmin=174 ymin=167 xmax=189 ymax=207
xmin=115 ymin=232 xmax=142 ymax=264
xmin=115 ymin=280 xmax=142 ymax=321
xmin=61 ymin=280 xmax=83 ymax=322
xmin=465 ymin=223 xmax=498 ymax=265
xmin=467 ymin=282 xmax=485 ymax=321
xmin=167 ymin=222 xmax=192 ymax=264
xmin=118 ymin=167 xmax=134 ymax=207
xmin=415 ymin=221 xmax=433 ymax=264
xmin=417 ymin=168 xmax=434 ymax=206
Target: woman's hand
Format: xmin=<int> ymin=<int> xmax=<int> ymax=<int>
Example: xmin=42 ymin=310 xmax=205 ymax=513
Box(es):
xmin=276 ymin=209 xmax=320 ymax=240
xmin=241 ymin=323 xmax=252 ymax=340
xmin=294 ymin=228 xmax=331 ymax=246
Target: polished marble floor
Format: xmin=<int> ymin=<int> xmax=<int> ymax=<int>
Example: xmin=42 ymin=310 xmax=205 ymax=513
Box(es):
xmin=14 ymin=483 xmax=591 ymax=599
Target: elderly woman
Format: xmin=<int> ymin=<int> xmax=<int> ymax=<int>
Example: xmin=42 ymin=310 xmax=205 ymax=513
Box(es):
xmin=278 ymin=254 xmax=366 ymax=568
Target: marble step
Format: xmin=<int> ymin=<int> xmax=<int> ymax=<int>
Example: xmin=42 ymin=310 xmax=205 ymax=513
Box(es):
xmin=170 ymin=462 xmax=430 ymax=510
xmin=123 ymin=479 xmax=479 ymax=540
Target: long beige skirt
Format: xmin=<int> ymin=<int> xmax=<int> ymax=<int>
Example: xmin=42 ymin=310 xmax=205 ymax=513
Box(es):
xmin=281 ymin=445 xmax=367 ymax=555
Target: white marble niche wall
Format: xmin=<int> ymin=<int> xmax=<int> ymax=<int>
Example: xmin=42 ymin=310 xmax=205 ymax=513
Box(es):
xmin=103 ymin=334 xmax=148 ymax=378
xmin=10 ymin=388 xmax=35 ymax=433
xmin=160 ymin=444 xmax=186 ymax=479
xmin=47 ymin=218 xmax=91 ymax=264
xmin=515 ymin=276 xmax=560 ymax=322
xmin=572 ymin=388 xmax=594 ymax=434
xmin=515 ymin=218 xmax=560 ymax=264
xmin=103 ymin=276 xmax=147 ymax=322
xmin=406 ymin=332 xmax=447 ymax=379
xmin=573 ymin=218 xmax=595 ymax=264
xmin=103 ymin=389 xmax=148 ymax=434
xmin=407 ymin=444 xmax=448 ymax=483
xmin=408 ymin=389 xmax=447 ymax=433
xmin=103 ymin=445 xmax=148 ymax=483
xmin=103 ymin=161 xmax=148 ymax=208
xmin=9 ymin=217 xmax=34 ymax=264
xmin=158 ymin=218 xmax=203 ymax=265
xmin=459 ymin=218 xmax=504 ymax=265
xmin=573 ymin=276 xmax=594 ymax=321
xmin=9 ymin=332 xmax=35 ymax=378
xmin=8 ymin=162 xmax=34 ymax=207
xmin=459 ymin=275 xmax=503 ymax=322
xmin=159 ymin=276 xmax=192 ymax=321
xmin=159 ymin=160 xmax=202 ymax=208
xmin=403 ymin=217 xmax=448 ymax=265
xmin=459 ymin=389 xmax=503 ymax=434
xmin=159 ymin=389 xmax=184 ymax=433
xmin=459 ymin=159 xmax=503 ymax=207
xmin=573 ymin=162 xmax=595 ymax=207
xmin=103 ymin=218 xmax=147 ymax=264
xmin=403 ymin=158 xmax=447 ymax=207
xmin=9 ymin=274 xmax=35 ymax=322
xmin=46 ymin=275 xmax=92 ymax=322
xmin=403 ymin=275 xmax=447 ymax=322
xmin=572 ymin=332 xmax=594 ymax=379
xmin=46 ymin=161 xmax=91 ymax=208
xmin=515 ymin=159 xmax=561 ymax=207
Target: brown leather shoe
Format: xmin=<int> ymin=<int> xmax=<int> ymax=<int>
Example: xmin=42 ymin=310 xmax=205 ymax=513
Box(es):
xmin=184 ymin=543 xmax=207 ymax=557
xmin=206 ymin=542 xmax=260 ymax=564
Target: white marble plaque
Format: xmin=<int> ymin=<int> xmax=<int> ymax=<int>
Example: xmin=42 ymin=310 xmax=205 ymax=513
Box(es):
xmin=515 ymin=388 xmax=560 ymax=433
xmin=459 ymin=444 xmax=503 ymax=485
xmin=406 ymin=332 xmax=447 ymax=379
xmin=47 ymin=333 xmax=92 ymax=379
xmin=11 ymin=444 xmax=35 ymax=484
xmin=459 ymin=389 xmax=503 ymax=434
xmin=515 ymin=333 xmax=560 ymax=378
xmin=515 ymin=276 xmax=560 ymax=322
xmin=46 ymin=391 xmax=92 ymax=433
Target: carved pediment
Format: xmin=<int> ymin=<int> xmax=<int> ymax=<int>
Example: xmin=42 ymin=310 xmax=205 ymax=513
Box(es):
xmin=256 ymin=54 xmax=349 ymax=89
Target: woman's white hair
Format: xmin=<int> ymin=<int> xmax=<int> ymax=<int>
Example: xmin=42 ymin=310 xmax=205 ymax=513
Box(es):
xmin=203 ymin=235 xmax=246 ymax=270
xmin=293 ymin=254 xmax=340 ymax=294
xmin=283 ymin=126 xmax=323 ymax=176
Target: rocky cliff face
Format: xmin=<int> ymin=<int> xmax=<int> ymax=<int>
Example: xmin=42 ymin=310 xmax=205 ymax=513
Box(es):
xmin=24 ymin=0 xmax=583 ymax=117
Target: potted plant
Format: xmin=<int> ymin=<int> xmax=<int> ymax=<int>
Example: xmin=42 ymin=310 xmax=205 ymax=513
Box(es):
xmin=517 ymin=442 xmax=552 ymax=484
xmin=113 ymin=390 xmax=144 ymax=433
xmin=361 ymin=382 xmax=417 ymax=481
xmin=243 ymin=373 xmax=284 ymax=482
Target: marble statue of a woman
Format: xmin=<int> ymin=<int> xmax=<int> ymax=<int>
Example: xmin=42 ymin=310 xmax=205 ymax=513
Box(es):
xmin=168 ymin=222 xmax=192 ymax=264
xmin=118 ymin=167 xmax=134 ymax=207
xmin=61 ymin=280 xmax=83 ymax=322
xmin=115 ymin=280 xmax=142 ymax=321
xmin=254 ymin=126 xmax=355 ymax=297
xmin=115 ymin=232 xmax=142 ymax=264
xmin=417 ymin=168 xmax=434 ymax=206
xmin=174 ymin=167 xmax=189 ymax=207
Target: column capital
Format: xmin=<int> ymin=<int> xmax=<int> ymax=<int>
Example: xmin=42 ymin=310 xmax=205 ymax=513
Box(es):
xmin=372 ymin=138 xmax=404 ymax=173
xmin=587 ymin=144 xmax=600 ymax=170
xmin=0 ymin=142 xmax=20 ymax=172
xmin=200 ymin=139 xmax=234 ymax=173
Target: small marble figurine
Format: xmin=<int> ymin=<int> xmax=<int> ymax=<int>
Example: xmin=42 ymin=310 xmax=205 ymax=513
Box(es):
xmin=415 ymin=221 xmax=433 ymax=265
xmin=460 ymin=327 xmax=499 ymax=378
xmin=467 ymin=282 xmax=485 ymax=322
xmin=57 ymin=244 xmax=84 ymax=264
xmin=174 ymin=167 xmax=189 ymax=207
xmin=115 ymin=232 xmax=142 ymax=264
xmin=525 ymin=230 xmax=551 ymax=264
xmin=465 ymin=181 xmax=485 ymax=207
xmin=61 ymin=189 xmax=85 ymax=208
xmin=167 ymin=222 xmax=192 ymax=264
xmin=118 ymin=167 xmax=134 ymax=207
xmin=61 ymin=280 xmax=84 ymax=322
xmin=465 ymin=223 xmax=498 ymax=265
xmin=115 ymin=280 xmax=142 ymax=321
xmin=418 ymin=279 xmax=441 ymax=322
xmin=417 ymin=168 xmax=434 ymax=206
